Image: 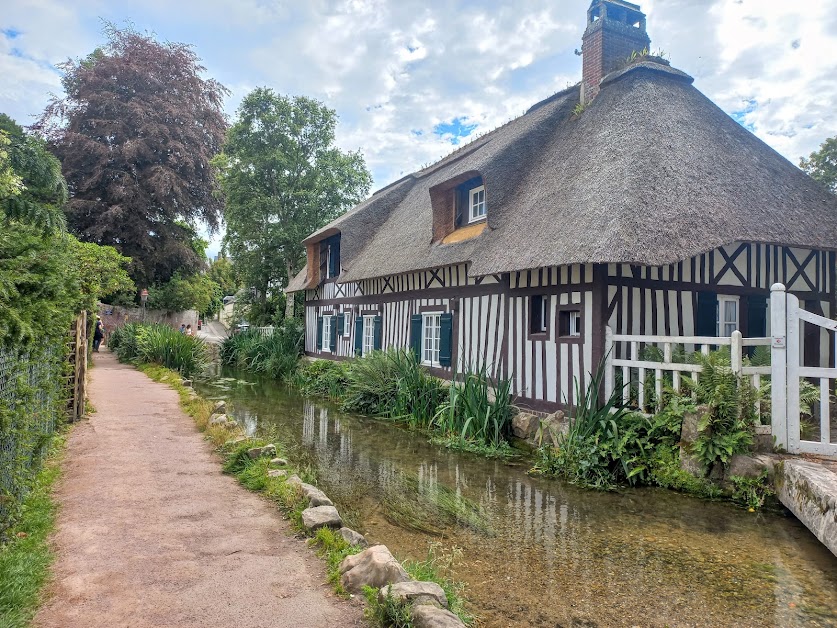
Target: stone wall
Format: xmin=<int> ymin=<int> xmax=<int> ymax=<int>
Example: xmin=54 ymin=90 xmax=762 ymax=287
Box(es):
xmin=98 ymin=303 xmax=199 ymax=336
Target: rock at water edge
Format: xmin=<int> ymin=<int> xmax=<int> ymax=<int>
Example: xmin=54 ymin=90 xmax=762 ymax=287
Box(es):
xmin=247 ymin=444 xmax=277 ymax=459
xmin=339 ymin=527 xmax=368 ymax=548
xmin=270 ymin=457 xmax=288 ymax=467
xmin=410 ymin=605 xmax=465 ymax=628
xmin=300 ymin=482 xmax=333 ymax=507
xmin=339 ymin=545 xmax=410 ymax=594
xmin=301 ymin=506 xmax=342 ymax=531
xmin=380 ymin=581 xmax=448 ymax=608
xmin=512 ymin=412 xmax=539 ymax=440
xmin=213 ymin=400 xmax=227 ymax=414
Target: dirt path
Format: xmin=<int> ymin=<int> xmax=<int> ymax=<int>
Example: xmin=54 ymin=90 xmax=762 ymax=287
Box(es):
xmin=35 ymin=350 xmax=363 ymax=628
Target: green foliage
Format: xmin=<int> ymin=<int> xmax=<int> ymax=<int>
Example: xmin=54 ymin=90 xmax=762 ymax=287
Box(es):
xmin=0 ymin=433 xmax=63 ymax=627
xmin=109 ymin=322 xmax=208 ymax=377
xmin=433 ymin=365 xmax=513 ymax=447
xmin=0 ymin=129 xmax=22 ymax=200
xmin=800 ymin=136 xmax=837 ymax=195
xmin=0 ymin=114 xmax=66 ymax=234
xmin=363 ymin=585 xmax=413 ymax=628
xmin=309 ymin=527 xmax=363 ymax=594
xmin=291 ymin=359 xmax=350 ymax=398
xmin=214 ymin=87 xmax=372 ymax=318
xmin=147 ymin=271 xmax=218 ymax=314
xmin=730 ymin=471 xmax=776 ymax=511
xmin=683 ymin=352 xmax=756 ymax=471
xmin=219 ymin=322 xmax=304 ymax=379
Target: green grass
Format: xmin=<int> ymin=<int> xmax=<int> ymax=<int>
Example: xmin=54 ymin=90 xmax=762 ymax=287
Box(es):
xmin=110 ymin=323 xmax=209 ymax=377
xmin=0 ymin=432 xmax=65 ymax=627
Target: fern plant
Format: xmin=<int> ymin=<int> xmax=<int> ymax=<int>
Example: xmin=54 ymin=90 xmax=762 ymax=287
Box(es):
xmin=681 ymin=352 xmax=756 ymax=472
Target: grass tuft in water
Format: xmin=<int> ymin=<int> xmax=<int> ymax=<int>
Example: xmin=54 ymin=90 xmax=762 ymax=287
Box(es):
xmin=380 ymin=473 xmax=490 ymax=536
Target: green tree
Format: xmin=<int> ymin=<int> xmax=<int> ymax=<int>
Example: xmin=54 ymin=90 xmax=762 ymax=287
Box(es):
xmin=0 ymin=115 xmax=134 ymax=342
xmin=0 ymin=130 xmax=22 ymax=199
xmin=147 ymin=272 xmax=217 ymax=315
xmin=800 ymin=136 xmax=837 ymax=194
xmin=36 ymin=24 xmax=228 ymax=287
xmin=0 ymin=114 xmax=66 ymax=232
xmin=213 ymin=88 xmax=371 ymax=322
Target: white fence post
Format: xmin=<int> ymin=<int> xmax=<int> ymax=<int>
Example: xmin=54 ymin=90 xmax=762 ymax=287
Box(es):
xmin=604 ymin=326 xmax=614 ymax=400
xmin=731 ymin=330 xmax=743 ymax=376
xmin=770 ymin=283 xmax=788 ymax=450
xmin=786 ymin=293 xmax=801 ymax=454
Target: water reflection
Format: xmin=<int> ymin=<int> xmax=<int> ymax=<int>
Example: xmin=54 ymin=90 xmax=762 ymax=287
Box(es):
xmin=198 ymin=372 xmax=837 ymax=628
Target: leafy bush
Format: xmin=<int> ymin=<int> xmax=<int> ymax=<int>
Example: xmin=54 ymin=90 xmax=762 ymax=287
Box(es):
xmin=291 ymin=359 xmax=350 ymax=398
xmin=433 ymin=365 xmax=512 ymax=447
xmin=219 ymin=321 xmax=303 ymax=379
xmin=730 ymin=470 xmax=776 ymax=510
xmin=682 ymin=352 xmax=757 ymax=471
xmin=109 ymin=322 xmax=208 ymax=377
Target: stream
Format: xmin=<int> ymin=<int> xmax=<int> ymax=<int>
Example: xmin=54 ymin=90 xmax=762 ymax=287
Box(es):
xmin=197 ymin=368 xmax=837 ymax=628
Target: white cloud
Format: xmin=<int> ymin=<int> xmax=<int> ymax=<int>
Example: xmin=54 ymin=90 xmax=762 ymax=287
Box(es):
xmin=2 ymin=0 xmax=836 ymax=192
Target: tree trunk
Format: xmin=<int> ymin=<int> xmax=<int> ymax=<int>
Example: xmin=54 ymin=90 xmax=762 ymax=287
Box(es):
xmin=284 ymin=259 xmax=295 ymax=319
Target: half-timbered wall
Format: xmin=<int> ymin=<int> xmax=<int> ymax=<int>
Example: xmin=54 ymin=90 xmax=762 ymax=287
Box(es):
xmin=606 ymin=243 xmax=835 ymax=366
xmin=305 ymin=263 xmax=595 ymax=410
xmin=305 ymin=242 xmax=834 ymax=412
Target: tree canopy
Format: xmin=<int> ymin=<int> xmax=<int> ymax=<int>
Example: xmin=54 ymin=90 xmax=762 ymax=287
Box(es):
xmin=0 ymin=114 xmax=133 ymax=343
xmin=800 ymin=136 xmax=837 ymax=195
xmin=213 ymin=88 xmax=371 ymax=321
xmin=36 ymin=24 xmax=228 ymax=287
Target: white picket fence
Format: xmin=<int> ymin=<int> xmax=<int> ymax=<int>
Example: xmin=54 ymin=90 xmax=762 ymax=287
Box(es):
xmin=604 ymin=284 xmax=836 ymax=457
xmin=254 ymin=326 xmax=275 ymax=337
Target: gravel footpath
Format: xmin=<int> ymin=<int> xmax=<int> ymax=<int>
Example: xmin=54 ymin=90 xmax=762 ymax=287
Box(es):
xmin=35 ymin=350 xmax=363 ymax=628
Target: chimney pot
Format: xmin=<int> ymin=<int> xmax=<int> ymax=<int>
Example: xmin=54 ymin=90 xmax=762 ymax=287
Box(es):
xmin=581 ymin=0 xmax=651 ymax=104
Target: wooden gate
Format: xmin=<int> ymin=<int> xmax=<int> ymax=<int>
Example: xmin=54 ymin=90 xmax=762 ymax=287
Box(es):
xmin=779 ymin=287 xmax=837 ymax=456
xmin=67 ymin=311 xmax=88 ymax=423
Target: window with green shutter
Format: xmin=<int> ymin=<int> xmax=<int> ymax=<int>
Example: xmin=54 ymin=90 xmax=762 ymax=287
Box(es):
xmin=439 ymin=313 xmax=453 ymax=367
xmin=373 ymin=316 xmax=382 ymax=350
xmin=410 ymin=314 xmax=422 ymax=359
xmin=354 ymin=316 xmax=363 ymax=355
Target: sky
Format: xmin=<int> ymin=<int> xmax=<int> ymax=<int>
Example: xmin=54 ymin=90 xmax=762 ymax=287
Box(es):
xmin=2 ymin=0 xmax=837 ymax=256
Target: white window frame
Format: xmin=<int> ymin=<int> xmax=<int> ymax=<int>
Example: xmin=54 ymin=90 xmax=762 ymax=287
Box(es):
xmin=322 ymin=315 xmax=332 ymax=353
xmin=540 ymin=296 xmax=549 ymax=333
xmin=343 ymin=312 xmax=351 ymax=337
xmin=325 ymin=245 xmax=332 ymax=279
xmin=717 ymin=295 xmax=739 ymax=337
xmin=468 ymin=185 xmax=486 ymax=223
xmin=422 ymin=312 xmax=442 ymax=367
xmin=568 ymin=310 xmax=581 ymax=337
xmin=362 ymin=315 xmax=376 ymax=356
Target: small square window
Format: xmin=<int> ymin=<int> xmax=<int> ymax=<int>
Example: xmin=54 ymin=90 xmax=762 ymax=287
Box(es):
xmin=469 ymin=185 xmax=486 ymax=223
xmin=559 ymin=309 xmax=582 ymax=338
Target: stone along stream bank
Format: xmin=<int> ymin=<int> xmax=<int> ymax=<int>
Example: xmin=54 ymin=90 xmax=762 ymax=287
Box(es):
xmin=198 ymin=369 xmax=837 ymax=628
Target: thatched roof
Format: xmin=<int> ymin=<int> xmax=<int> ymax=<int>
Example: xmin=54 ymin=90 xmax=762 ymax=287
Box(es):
xmin=293 ymin=61 xmax=837 ymax=289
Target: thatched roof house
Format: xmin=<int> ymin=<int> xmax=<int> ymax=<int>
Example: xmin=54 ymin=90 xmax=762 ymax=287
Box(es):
xmin=290 ymin=0 xmax=837 ymax=413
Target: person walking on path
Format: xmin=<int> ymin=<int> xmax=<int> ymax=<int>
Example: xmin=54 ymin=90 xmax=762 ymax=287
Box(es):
xmin=92 ymin=316 xmax=104 ymax=352
xmin=185 ymin=324 xmax=194 ymax=336
xmin=35 ymin=350 xmax=363 ymax=628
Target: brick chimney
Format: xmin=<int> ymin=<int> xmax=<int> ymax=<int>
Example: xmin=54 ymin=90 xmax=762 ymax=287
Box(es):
xmin=581 ymin=0 xmax=650 ymax=104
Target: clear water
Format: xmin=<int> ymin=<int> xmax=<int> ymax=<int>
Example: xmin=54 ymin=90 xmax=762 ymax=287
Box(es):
xmin=198 ymin=369 xmax=837 ymax=627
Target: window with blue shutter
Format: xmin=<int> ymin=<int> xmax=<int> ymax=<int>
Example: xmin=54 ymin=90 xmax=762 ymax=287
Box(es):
xmin=337 ymin=312 xmax=345 ymax=337
xmin=695 ymin=292 xmax=718 ymax=337
xmin=373 ymin=316 xmax=383 ymax=350
xmin=410 ymin=314 xmax=422 ymax=359
xmin=317 ymin=316 xmax=324 ymax=351
xmin=439 ymin=313 xmax=453 ymax=367
xmin=354 ymin=316 xmax=363 ymax=355
xmin=329 ymin=318 xmax=338 ymax=352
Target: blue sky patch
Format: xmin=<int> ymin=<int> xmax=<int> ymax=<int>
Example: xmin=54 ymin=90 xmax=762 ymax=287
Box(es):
xmin=433 ymin=117 xmax=477 ymax=145
xmin=730 ymin=98 xmax=757 ymax=132
xmin=1 ymin=28 xmax=21 ymax=39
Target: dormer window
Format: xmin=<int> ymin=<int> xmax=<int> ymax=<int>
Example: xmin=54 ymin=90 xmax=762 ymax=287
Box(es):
xmin=469 ymin=185 xmax=486 ymax=223
xmin=319 ymin=234 xmax=341 ymax=281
